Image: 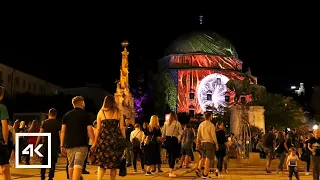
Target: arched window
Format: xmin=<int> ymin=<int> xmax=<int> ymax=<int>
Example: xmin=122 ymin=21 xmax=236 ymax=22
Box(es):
xmin=189 ymin=89 xmax=195 ymax=99
xmin=207 ymin=90 xmax=212 ymax=100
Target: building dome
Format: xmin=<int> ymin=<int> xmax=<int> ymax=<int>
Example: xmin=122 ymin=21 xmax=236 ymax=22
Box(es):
xmin=165 ymin=31 xmax=238 ymax=58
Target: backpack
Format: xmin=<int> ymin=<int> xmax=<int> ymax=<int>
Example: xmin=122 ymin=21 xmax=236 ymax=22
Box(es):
xmin=132 ymin=131 xmax=141 ymax=148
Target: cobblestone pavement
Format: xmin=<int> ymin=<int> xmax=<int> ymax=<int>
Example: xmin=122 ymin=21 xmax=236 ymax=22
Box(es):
xmin=0 ymin=157 xmax=313 ymax=179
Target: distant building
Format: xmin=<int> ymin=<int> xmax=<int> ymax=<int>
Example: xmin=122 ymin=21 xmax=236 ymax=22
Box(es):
xmin=0 ymin=63 xmax=61 ymax=96
xmin=58 ymin=83 xmax=111 ymax=109
xmin=291 ymin=83 xmax=305 ymax=96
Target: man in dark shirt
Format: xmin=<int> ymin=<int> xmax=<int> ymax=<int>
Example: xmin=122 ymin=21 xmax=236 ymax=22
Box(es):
xmin=36 ymin=108 xmax=61 ymax=180
xmin=0 ymin=86 xmax=12 ymax=180
xmin=60 ymin=96 xmax=94 ymax=180
xmin=289 ymin=129 xmax=298 ymax=147
xmin=308 ymin=129 xmax=320 ymax=179
xmin=264 ymin=126 xmax=276 ymax=173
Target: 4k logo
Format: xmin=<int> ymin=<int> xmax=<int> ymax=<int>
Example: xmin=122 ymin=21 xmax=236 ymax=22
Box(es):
xmin=15 ymin=133 xmax=52 ymax=169
xmin=22 ymin=144 xmax=44 ymax=157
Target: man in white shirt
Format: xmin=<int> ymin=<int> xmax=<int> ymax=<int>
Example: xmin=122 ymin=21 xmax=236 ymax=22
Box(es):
xmin=130 ymin=124 xmax=145 ymax=173
xmin=196 ymin=112 xmax=219 ymax=179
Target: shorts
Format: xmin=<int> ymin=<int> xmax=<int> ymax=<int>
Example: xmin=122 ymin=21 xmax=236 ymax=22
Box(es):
xmin=0 ymin=141 xmax=10 ymax=166
xmin=181 ymin=147 xmax=193 ymax=156
xmin=265 ymin=147 xmax=274 ymax=159
xmin=200 ymin=142 xmax=215 ymax=160
xmin=66 ymin=146 xmax=88 ymax=169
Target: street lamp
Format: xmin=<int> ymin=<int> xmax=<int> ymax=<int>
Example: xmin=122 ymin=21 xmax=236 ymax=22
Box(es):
xmin=313 ymin=125 xmax=318 ymax=130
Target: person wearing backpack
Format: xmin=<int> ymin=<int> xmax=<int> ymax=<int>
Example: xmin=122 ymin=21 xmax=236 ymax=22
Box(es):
xmin=130 ymin=123 xmax=145 ymax=173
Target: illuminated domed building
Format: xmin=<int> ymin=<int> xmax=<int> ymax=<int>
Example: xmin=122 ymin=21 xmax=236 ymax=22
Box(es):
xmin=158 ymin=31 xmax=254 ymax=116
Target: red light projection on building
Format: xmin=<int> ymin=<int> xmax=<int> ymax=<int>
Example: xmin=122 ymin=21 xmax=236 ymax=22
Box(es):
xmin=177 ymin=69 xmax=251 ymax=114
xmin=169 ymin=54 xmax=242 ymax=70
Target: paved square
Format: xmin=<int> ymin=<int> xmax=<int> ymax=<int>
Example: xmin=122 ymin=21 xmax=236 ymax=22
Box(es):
xmin=0 ymin=157 xmax=313 ymax=179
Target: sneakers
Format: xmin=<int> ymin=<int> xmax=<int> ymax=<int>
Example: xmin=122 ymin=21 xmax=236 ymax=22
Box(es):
xmin=305 ymin=172 xmax=310 ymax=175
xmin=169 ymin=173 xmax=176 ymax=177
xmin=202 ymin=174 xmax=211 ymax=179
xmin=158 ymin=169 xmax=163 ymax=173
xmin=133 ymin=169 xmax=138 ymax=173
xmin=196 ymin=169 xmax=201 ymax=177
xmin=145 ymin=171 xmax=153 ymax=176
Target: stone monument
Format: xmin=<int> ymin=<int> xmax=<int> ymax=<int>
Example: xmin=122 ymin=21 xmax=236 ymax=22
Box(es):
xmin=114 ymin=41 xmax=135 ymax=125
xmin=228 ymin=68 xmax=266 ymax=137
xmin=228 ymin=68 xmax=266 ymax=159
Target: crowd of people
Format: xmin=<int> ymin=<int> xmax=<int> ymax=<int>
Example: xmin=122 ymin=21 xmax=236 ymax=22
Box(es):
xmin=1 ymin=85 xmax=320 ymax=180
xmin=257 ymin=126 xmax=320 ymax=180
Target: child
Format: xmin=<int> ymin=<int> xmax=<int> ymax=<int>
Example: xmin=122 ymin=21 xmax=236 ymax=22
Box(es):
xmin=286 ymin=147 xmax=300 ymax=180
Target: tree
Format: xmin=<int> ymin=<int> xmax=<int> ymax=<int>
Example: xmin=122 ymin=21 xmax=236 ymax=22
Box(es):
xmin=132 ymin=74 xmax=155 ymax=122
xmin=152 ymin=71 xmax=177 ymax=115
xmin=311 ymin=86 xmax=320 ymax=122
xmin=264 ymin=93 xmax=304 ymax=130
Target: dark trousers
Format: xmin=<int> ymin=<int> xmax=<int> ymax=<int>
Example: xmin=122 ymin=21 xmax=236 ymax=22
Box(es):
xmin=216 ymin=155 xmax=224 ymax=172
xmin=7 ymin=141 xmax=13 ymax=157
xmin=41 ymin=155 xmax=58 ymax=180
xmin=166 ymin=136 xmax=179 ymax=169
xmin=306 ymin=158 xmax=311 ymax=172
xmin=82 ymin=145 xmax=91 ymax=171
xmin=133 ymin=147 xmax=144 ymax=170
xmin=66 ymin=158 xmax=69 ymax=179
xmin=313 ymin=156 xmax=320 ymax=180
xmin=25 ymin=154 xmax=31 ymax=165
xmin=288 ymin=166 xmax=299 ymax=179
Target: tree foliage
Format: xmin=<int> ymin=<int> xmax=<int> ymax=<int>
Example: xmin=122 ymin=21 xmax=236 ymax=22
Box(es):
xmin=152 ymin=71 xmax=177 ymax=115
xmin=132 ymin=74 xmax=155 ymax=122
xmin=264 ymin=93 xmax=304 ymax=130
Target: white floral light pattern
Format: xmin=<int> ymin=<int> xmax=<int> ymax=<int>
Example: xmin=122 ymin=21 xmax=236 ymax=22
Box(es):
xmin=197 ymin=73 xmax=229 ymax=112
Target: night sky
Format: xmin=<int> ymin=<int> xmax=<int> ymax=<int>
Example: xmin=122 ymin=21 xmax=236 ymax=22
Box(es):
xmin=1 ymin=9 xmax=319 ymax=94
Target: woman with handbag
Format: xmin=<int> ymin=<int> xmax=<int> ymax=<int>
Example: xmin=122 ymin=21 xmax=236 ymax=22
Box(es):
xmin=162 ymin=112 xmax=183 ymax=178
xmin=275 ymin=131 xmax=288 ymax=174
xmin=91 ymin=96 xmax=126 ymax=180
xmin=143 ymin=115 xmax=162 ymax=176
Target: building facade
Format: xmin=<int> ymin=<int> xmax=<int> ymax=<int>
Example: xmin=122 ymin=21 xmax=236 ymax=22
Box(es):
xmin=0 ymin=63 xmax=61 ymax=96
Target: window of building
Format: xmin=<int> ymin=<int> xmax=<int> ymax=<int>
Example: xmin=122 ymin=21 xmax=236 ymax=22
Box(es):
xmin=40 ymin=86 xmax=45 ymax=94
xmin=225 ymin=95 xmax=230 ymax=102
xmin=8 ymin=74 xmax=11 ymax=83
xmin=240 ymin=96 xmax=246 ymax=104
xmin=15 ymin=77 xmax=20 ymax=85
xmin=23 ymin=80 xmax=26 ymax=88
xmin=189 ymin=92 xmax=194 ymax=99
xmin=189 ymin=110 xmax=195 ymax=117
xmin=207 ymin=94 xmax=212 ymax=100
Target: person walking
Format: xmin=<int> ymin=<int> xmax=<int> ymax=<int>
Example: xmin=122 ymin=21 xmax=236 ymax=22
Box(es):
xmin=162 ymin=112 xmax=182 ymax=178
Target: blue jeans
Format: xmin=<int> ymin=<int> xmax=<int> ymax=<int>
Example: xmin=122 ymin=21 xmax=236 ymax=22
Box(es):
xmin=278 ymin=152 xmax=286 ymax=171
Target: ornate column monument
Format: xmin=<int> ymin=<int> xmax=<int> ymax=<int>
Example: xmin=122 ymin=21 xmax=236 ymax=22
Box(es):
xmin=114 ymin=41 xmax=135 ymax=125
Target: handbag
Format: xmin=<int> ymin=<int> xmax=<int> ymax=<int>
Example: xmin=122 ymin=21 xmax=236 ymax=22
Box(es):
xmin=118 ymin=157 xmax=127 ymax=176
xmin=144 ymin=135 xmax=154 ymax=146
xmin=163 ymin=122 xmax=177 ymax=149
xmin=113 ymin=134 xmax=129 ymax=151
